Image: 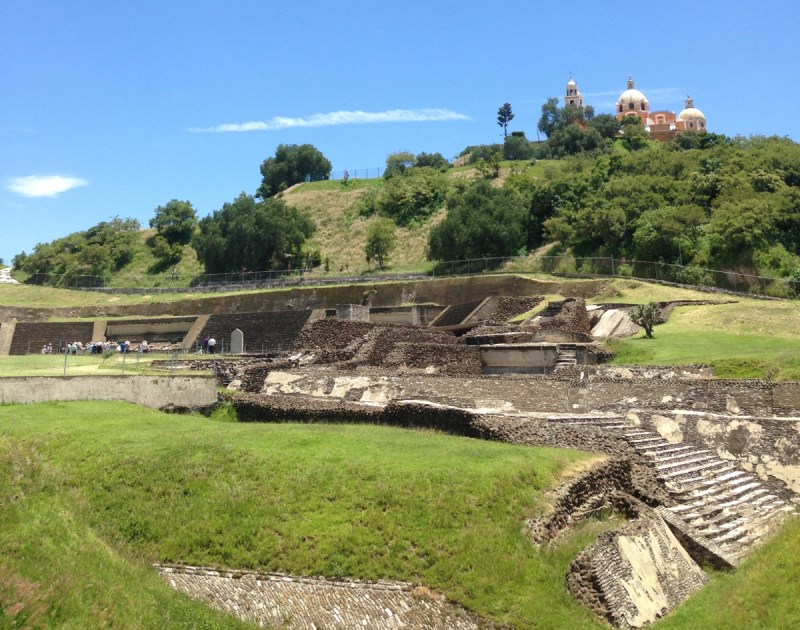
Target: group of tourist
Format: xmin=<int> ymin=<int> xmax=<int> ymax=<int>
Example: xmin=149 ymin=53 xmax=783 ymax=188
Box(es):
xmin=43 ymin=340 xmax=152 ymax=355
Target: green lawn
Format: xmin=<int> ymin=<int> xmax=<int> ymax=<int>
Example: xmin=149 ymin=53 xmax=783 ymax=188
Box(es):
xmin=610 ymin=301 xmax=800 ymax=379
xmin=0 ymin=402 xmax=605 ymax=629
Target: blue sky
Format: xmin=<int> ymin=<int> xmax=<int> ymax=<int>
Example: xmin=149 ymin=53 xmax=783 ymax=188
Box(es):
xmin=2 ymin=1 xmax=798 ymax=265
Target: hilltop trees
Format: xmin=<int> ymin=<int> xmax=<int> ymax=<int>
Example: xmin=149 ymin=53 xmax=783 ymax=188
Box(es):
xmin=193 ymin=193 xmax=315 ymax=273
xmin=13 ymin=217 xmax=140 ymax=285
xmin=257 ymin=144 xmax=332 ymax=198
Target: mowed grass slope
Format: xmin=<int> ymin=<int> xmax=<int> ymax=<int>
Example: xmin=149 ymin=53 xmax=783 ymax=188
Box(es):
xmin=609 ymin=291 xmax=800 ymax=379
xmin=1 ymin=401 xmax=608 ymax=629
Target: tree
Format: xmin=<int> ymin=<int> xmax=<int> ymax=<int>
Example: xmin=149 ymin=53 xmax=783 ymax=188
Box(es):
xmin=428 ymin=180 xmax=527 ymax=260
xmin=503 ymin=133 xmax=536 ymax=161
xmin=588 ymin=114 xmax=621 ymax=140
xmin=256 ymin=144 xmax=332 ymax=198
xmin=620 ymin=116 xmax=649 ymax=151
xmin=630 ymin=302 xmax=662 ymax=338
xmin=193 ymin=193 xmax=315 ymax=273
xmin=538 ymin=98 xmax=562 ymax=138
xmin=359 ymin=167 xmax=448 ymax=226
xmin=497 ymin=102 xmax=514 ymax=138
xmin=384 ymin=151 xmax=416 ymax=179
xmin=414 ymin=152 xmax=450 ymax=170
xmin=365 ymin=218 xmax=396 ymax=270
xmin=149 ymin=199 xmax=197 ymax=246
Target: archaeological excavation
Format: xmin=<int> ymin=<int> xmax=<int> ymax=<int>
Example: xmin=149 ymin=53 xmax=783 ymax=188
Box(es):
xmin=1 ymin=275 xmax=797 ymax=629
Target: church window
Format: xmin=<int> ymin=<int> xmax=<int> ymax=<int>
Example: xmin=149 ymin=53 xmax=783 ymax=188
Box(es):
xmin=640 ymin=103 xmax=645 ymax=111
xmin=569 ymin=99 xmax=574 ymax=105
xmin=619 ymin=105 xmax=623 ymax=113
xmin=689 ymin=122 xmax=695 ymax=128
xmin=629 ymin=102 xmax=634 ymax=110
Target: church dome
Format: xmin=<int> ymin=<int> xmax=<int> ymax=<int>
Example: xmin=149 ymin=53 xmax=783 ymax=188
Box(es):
xmin=617 ymin=76 xmax=648 ymax=105
xmin=678 ymin=107 xmax=705 ymax=121
xmin=678 ymin=96 xmax=705 ymax=122
xmin=618 ymin=88 xmax=647 ymax=104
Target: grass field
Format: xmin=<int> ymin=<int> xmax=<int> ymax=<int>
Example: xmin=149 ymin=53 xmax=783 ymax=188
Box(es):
xmin=0 ymin=401 xmax=611 ymax=629
xmin=609 ymin=297 xmax=800 ymax=379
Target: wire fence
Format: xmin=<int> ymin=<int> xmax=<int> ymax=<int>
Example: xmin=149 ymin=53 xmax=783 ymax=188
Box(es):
xmin=18 ymin=256 xmax=800 ymax=299
xmin=329 ymin=167 xmax=385 ymax=180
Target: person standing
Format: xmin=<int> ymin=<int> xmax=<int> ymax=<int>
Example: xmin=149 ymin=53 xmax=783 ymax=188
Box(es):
xmin=207 ymin=337 xmax=217 ymax=354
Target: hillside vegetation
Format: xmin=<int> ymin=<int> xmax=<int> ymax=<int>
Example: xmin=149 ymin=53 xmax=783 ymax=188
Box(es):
xmin=10 ymin=133 xmax=800 ymax=293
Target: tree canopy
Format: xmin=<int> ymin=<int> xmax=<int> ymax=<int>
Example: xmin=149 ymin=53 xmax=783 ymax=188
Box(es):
xmin=193 ymin=193 xmax=315 ymax=273
xmin=428 ymin=180 xmax=527 ymax=261
xmin=149 ymin=199 xmax=197 ymax=245
xmin=256 ymin=144 xmax=332 ymax=198
xmin=13 ymin=217 xmax=140 ymax=285
xmin=365 ymin=218 xmax=396 ymax=270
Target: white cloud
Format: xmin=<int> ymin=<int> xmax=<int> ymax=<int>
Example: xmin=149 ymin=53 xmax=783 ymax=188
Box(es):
xmin=7 ymin=175 xmax=88 ymax=198
xmin=190 ymin=108 xmax=471 ymax=133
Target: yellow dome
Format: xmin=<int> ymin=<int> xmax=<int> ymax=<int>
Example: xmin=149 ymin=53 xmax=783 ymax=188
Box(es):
xmin=678 ymin=107 xmax=706 ymax=121
xmin=618 ymin=88 xmax=648 ymax=104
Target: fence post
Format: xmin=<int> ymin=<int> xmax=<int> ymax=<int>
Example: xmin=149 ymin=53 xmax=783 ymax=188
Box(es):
xmin=611 ymin=257 xmax=615 ymax=276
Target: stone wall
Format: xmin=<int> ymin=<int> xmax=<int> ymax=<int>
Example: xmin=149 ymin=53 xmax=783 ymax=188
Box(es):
xmin=155 ymin=564 xmax=499 ymax=630
xmin=200 ymin=310 xmax=312 ymax=354
xmin=0 ymin=375 xmax=217 ymax=409
xmin=0 ymin=275 xmax=612 ymax=322
xmin=9 ymin=321 xmax=96 ymax=355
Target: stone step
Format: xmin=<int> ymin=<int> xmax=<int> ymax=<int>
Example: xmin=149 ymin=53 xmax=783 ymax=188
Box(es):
xmin=687 ymin=508 xmax=740 ymax=530
xmin=667 ymin=468 xmax=746 ymax=494
xmin=655 ymin=454 xmax=716 ymax=472
xmin=651 ymin=448 xmax=712 ymax=463
xmin=643 ymin=445 xmax=698 ymax=458
xmin=628 ymin=436 xmax=666 ymax=445
xmin=679 ymin=484 xmax=768 ymax=509
xmin=710 ymin=524 xmax=750 ymax=545
xmin=659 ymin=459 xmax=732 ymax=481
xmin=697 ymin=515 xmax=749 ymax=537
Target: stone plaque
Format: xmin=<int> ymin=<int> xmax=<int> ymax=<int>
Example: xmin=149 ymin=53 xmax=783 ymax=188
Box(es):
xmin=231 ymin=328 xmax=244 ymax=354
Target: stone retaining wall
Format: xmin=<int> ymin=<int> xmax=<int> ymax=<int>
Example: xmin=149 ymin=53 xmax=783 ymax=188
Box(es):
xmin=0 ymin=375 xmax=217 ymax=410
xmin=256 ymin=369 xmax=800 ymax=417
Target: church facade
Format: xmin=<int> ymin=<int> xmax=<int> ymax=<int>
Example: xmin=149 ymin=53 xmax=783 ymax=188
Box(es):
xmin=565 ymin=75 xmax=707 ymax=141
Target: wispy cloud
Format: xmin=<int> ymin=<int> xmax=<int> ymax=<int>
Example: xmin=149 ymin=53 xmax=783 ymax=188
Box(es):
xmin=190 ymin=108 xmax=471 ymax=133
xmin=6 ymin=175 xmax=88 ymax=198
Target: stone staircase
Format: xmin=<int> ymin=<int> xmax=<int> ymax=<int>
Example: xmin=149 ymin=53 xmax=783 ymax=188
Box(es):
xmin=622 ymin=428 xmax=795 ymax=564
xmin=554 ymin=345 xmax=579 ymax=371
